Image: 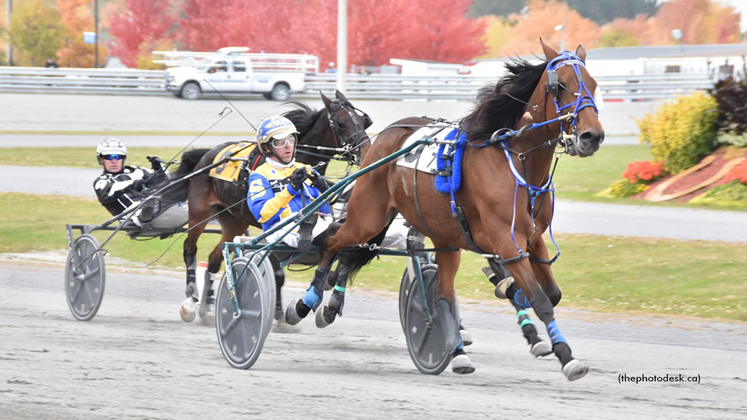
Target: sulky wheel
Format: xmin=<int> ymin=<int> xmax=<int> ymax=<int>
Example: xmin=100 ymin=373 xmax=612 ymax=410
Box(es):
xmin=215 ymin=257 xmax=267 ymax=370
xmin=399 ymin=263 xmax=436 ymax=333
xmin=249 ymin=253 xmax=276 ymax=341
xmin=403 ymin=264 xmax=457 ymax=375
xmin=65 ymin=234 xmax=106 ymax=321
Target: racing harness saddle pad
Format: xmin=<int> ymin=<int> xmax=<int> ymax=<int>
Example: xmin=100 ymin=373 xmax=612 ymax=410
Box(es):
xmin=395 ymin=124 xmax=465 ymax=194
xmin=209 ymin=142 xmax=262 ymax=182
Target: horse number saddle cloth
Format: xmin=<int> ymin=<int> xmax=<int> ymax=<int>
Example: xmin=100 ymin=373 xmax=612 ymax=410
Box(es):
xmin=395 ymin=123 xmax=467 ymax=194
xmin=209 ymin=142 xmax=262 ymax=182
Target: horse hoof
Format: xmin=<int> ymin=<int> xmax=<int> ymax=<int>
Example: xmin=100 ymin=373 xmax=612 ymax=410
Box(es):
xmin=530 ymin=341 xmax=552 ymax=357
xmin=179 ymin=297 xmax=197 ymax=323
xmin=315 ymin=306 xmax=336 ymax=329
xmin=459 ymin=328 xmax=473 ymax=347
xmin=494 ymin=276 xmax=515 ymax=299
xmin=451 ymin=354 xmax=476 ymax=374
xmin=285 ymin=299 xmax=308 ymax=326
xmin=562 ymin=359 xmax=589 ymax=381
xmin=198 ymin=303 xmax=215 ymax=326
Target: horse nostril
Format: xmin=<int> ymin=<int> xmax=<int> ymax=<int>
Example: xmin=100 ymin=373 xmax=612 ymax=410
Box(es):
xmin=579 ymin=130 xmax=604 ymax=145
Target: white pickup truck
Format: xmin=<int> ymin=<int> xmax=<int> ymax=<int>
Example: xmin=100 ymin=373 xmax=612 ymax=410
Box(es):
xmin=158 ymin=47 xmax=318 ymax=101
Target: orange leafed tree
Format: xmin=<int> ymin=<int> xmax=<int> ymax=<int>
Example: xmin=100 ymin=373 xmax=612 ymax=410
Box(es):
xmin=498 ymin=0 xmax=602 ymax=57
xmin=647 ymin=0 xmax=741 ymax=45
xmin=56 ymin=0 xmax=105 ymax=67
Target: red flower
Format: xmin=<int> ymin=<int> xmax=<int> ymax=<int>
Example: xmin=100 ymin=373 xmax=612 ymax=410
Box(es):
xmin=722 ymin=161 xmax=747 ymax=185
xmin=622 ymin=161 xmax=666 ymax=184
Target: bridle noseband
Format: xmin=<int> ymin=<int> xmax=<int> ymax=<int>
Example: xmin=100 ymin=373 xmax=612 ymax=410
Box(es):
xmin=545 ymin=52 xmax=599 ymax=152
xmin=326 ymin=100 xmax=372 ymax=165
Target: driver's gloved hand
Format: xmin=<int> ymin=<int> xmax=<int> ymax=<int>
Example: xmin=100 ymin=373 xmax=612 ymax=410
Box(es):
xmin=147 ymin=156 xmax=165 ymax=172
xmin=288 ymin=167 xmax=308 ymax=192
xmin=308 ymin=171 xmax=330 ymax=193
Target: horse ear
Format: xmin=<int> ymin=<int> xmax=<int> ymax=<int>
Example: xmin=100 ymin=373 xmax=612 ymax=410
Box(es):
xmin=540 ymin=37 xmax=559 ymax=61
xmin=320 ymin=90 xmax=332 ymax=108
xmin=335 ymin=90 xmax=348 ymax=101
xmin=575 ymin=45 xmax=587 ymax=61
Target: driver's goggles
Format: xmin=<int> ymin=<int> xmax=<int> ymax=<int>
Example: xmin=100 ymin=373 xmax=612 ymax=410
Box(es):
xmin=102 ymin=154 xmax=124 ymax=161
xmin=271 ymin=136 xmax=295 ymax=148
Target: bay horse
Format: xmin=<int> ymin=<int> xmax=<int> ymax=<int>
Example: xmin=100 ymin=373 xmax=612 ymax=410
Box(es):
xmin=173 ymin=90 xmax=371 ymax=322
xmin=285 ymin=40 xmax=604 ymax=379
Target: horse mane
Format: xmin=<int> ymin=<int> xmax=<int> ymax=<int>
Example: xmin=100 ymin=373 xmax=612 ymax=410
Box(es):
xmin=462 ymin=57 xmax=547 ymax=141
xmin=282 ymin=102 xmax=325 ymax=139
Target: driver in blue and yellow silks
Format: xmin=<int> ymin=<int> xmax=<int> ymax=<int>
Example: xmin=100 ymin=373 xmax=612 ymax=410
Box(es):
xmin=248 ymin=116 xmax=332 ymax=248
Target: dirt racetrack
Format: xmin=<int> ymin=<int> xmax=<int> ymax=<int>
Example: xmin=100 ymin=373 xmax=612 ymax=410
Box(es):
xmin=1 ymin=258 xmax=746 ymax=419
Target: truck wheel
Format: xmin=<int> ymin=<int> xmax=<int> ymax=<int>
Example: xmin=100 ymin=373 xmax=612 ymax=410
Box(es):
xmin=181 ymin=82 xmax=201 ymax=100
xmin=269 ymin=84 xmax=290 ymax=101
xmin=262 ymin=93 xmax=272 ymax=100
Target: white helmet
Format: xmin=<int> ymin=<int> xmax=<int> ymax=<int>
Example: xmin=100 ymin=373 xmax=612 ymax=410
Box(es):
xmin=256 ymin=116 xmax=299 ymax=148
xmin=97 ymin=138 xmax=127 ymax=158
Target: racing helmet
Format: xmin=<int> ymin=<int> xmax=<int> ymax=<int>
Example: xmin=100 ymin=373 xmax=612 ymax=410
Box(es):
xmin=97 ymin=138 xmax=127 ymax=159
xmin=256 ymin=116 xmax=299 ymax=154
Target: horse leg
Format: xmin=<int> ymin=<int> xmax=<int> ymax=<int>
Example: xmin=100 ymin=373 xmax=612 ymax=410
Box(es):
xmin=485 ymin=258 xmax=551 ymax=357
xmin=431 ymin=249 xmax=474 ymax=374
xmin=200 ymin=213 xmax=249 ymax=323
xmin=269 ymin=254 xmax=285 ymax=321
xmin=315 ymin=247 xmax=354 ymax=329
xmin=286 ymin=199 xmax=394 ymax=325
xmin=503 ymin=256 xmax=588 ymax=381
xmin=179 ymin=212 xmax=209 ymax=323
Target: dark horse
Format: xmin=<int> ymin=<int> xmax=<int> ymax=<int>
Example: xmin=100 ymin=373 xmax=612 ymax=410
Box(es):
xmin=172 ymin=90 xmax=371 ymax=322
xmin=285 ymin=40 xmax=604 ymax=379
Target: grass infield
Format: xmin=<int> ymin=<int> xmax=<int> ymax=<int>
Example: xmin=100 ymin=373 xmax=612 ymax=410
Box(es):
xmin=1 ymin=193 xmax=744 ymax=322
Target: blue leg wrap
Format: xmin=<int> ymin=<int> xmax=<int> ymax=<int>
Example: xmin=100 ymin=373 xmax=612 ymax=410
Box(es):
xmin=512 ymin=289 xmax=531 ymax=309
xmin=546 ymin=319 xmax=567 ymax=345
xmin=303 ymin=266 xmax=330 ymax=311
xmin=456 ymin=342 xmax=464 ymax=351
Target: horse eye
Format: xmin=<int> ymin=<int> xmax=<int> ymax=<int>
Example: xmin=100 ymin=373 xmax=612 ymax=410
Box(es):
xmin=337 ymin=122 xmax=345 ymax=128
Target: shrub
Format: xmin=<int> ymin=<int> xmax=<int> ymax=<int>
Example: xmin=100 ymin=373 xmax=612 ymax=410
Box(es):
xmin=636 ymin=92 xmax=719 ymax=173
xmin=718 ymin=131 xmax=747 ymax=148
xmin=710 ymin=64 xmax=747 ymax=136
xmin=596 ymin=178 xmax=650 ymax=198
xmin=689 ymin=181 xmax=747 ymax=207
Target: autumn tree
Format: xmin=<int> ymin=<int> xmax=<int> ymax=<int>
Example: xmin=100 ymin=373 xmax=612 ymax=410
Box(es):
xmin=650 ymin=0 xmax=740 ymax=45
xmin=561 ymin=0 xmax=659 ymax=25
xmin=7 ymin=0 xmax=66 ymax=66
xmin=56 ymin=0 xmax=106 ymax=67
xmin=107 ymin=0 xmax=174 ymax=68
xmin=498 ymin=0 xmax=601 ymax=57
xmin=170 ymin=0 xmax=484 ymax=68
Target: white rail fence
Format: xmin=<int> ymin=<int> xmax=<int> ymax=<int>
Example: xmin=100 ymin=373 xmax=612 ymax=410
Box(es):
xmin=0 ymin=66 xmax=716 ymax=101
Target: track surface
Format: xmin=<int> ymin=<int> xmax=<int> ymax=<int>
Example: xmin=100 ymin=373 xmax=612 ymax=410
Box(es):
xmin=1 ymin=261 xmax=746 ymax=419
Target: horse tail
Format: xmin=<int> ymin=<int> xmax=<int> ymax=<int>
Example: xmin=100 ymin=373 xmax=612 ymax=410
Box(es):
xmin=163 ymin=148 xmax=211 ymax=202
xmin=335 ymin=226 xmax=389 ymax=283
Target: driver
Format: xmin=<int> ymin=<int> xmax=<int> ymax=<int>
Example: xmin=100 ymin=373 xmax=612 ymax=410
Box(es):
xmin=248 ymin=116 xmax=331 ymax=248
xmin=93 ymin=138 xmax=169 ymax=228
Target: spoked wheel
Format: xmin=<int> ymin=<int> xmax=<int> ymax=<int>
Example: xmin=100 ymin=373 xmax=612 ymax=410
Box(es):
xmin=215 ymin=258 xmax=267 ymax=370
xmin=404 ymin=264 xmax=457 ymax=375
xmin=65 ymin=234 xmax=106 ymax=321
xmin=249 ymin=253 xmax=276 ymax=338
xmin=399 ymin=263 xmax=435 ymax=333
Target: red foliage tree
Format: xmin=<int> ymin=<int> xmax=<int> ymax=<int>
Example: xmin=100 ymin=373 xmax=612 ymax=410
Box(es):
xmin=107 ymin=0 xmax=174 ymax=68
xmin=172 ymin=0 xmax=485 ymax=69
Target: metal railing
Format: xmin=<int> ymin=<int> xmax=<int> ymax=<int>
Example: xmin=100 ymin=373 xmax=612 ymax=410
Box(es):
xmin=0 ymin=66 xmax=716 ymax=101
xmin=0 ymin=66 xmax=166 ymax=96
